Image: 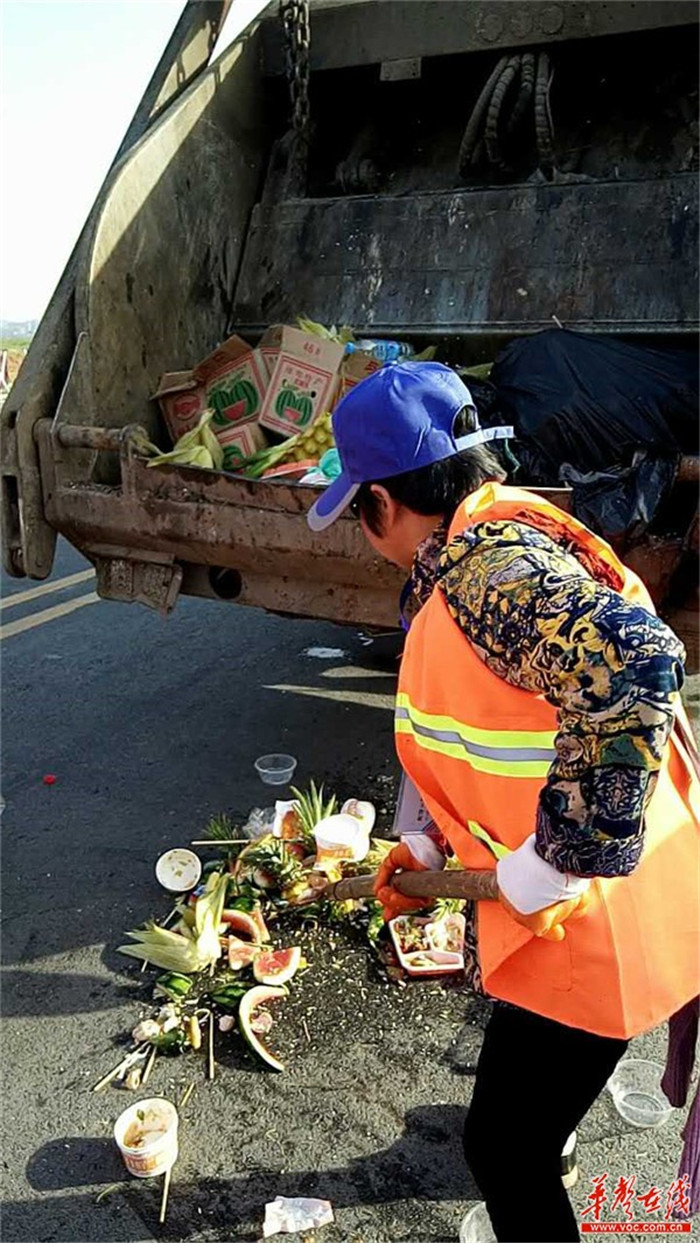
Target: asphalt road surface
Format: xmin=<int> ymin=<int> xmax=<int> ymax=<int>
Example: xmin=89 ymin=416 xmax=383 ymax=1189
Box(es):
xmin=2 ymin=540 xmax=696 ymax=1243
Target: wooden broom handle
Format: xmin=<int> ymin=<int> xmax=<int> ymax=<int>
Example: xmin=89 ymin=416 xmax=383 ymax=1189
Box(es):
xmin=330 ymin=869 xmax=498 ymax=903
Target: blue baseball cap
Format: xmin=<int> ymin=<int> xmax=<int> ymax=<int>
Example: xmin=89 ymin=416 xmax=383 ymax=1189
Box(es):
xmin=307 ymin=361 xmax=513 ymax=531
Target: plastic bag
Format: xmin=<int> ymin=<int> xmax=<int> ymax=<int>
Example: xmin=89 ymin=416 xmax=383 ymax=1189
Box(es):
xmin=560 ymin=452 xmax=679 ymax=550
xmin=491 ymin=329 xmax=697 ymax=484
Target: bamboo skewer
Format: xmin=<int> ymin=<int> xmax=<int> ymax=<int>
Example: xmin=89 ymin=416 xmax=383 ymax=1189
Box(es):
xmin=156 ymin=1082 xmax=195 ymax=1228
xmin=159 ymin=1166 xmax=172 ymax=1225
xmin=179 ymin=1081 xmax=195 ymax=1110
xmin=190 ymin=838 xmax=304 ymax=846
xmin=91 ymin=1046 xmax=147 ymax=1093
xmin=207 ymin=1011 xmax=215 ymax=1081
xmin=141 ymin=1044 xmax=158 ymax=1086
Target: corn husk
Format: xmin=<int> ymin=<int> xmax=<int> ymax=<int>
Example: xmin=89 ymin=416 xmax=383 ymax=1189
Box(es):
xmin=242 ymin=412 xmax=334 ymax=479
xmin=142 ymin=409 xmax=224 ymax=471
xmin=117 ymin=871 xmax=228 ymax=973
xmin=297 ymin=316 xmax=355 ymax=345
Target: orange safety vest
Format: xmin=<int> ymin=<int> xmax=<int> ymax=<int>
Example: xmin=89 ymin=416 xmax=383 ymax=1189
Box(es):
xmin=396 ymin=483 xmax=700 ymax=1039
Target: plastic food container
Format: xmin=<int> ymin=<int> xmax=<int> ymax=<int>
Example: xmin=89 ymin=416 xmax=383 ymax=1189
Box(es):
xmin=155 ymin=848 xmax=201 ymax=892
xmin=341 ymin=798 xmax=376 ymax=835
xmin=313 ymin=813 xmax=370 ymax=864
xmin=607 ymin=1059 xmax=673 ymax=1128
xmin=254 ymin=754 xmax=298 ymax=786
xmin=389 ymin=913 xmax=466 ymax=976
xmin=114 ymin=1098 xmax=179 ymax=1177
xmin=459 ymin=1202 xmax=496 ymax=1243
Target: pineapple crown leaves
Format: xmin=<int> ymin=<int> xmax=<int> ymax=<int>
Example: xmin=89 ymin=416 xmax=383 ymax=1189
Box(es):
xmin=290 ymin=780 xmax=337 ymax=842
xmin=236 ymin=834 xmax=304 ymax=885
xmin=204 ymin=812 xmax=236 ymax=842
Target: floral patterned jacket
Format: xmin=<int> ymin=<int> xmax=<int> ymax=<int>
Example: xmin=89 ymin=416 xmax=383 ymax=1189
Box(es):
xmin=404 ymin=513 xmax=686 ymax=992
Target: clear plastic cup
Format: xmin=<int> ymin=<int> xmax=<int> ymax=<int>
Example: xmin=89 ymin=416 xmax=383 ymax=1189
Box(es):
xmin=459 ymin=1202 xmax=496 ymax=1243
xmin=254 ymin=754 xmax=298 ymax=786
xmin=607 ymin=1059 xmax=672 ymax=1128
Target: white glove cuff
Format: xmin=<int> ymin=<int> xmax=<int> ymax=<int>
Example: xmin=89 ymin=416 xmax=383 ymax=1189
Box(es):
xmin=400 ymin=834 xmax=445 ymax=871
xmin=496 ymin=833 xmax=590 ymax=915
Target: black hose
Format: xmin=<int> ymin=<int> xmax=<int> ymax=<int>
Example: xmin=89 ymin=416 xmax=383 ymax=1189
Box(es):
xmin=458 ymin=54 xmax=510 ymax=177
xmin=507 ymin=51 xmax=536 ymax=137
xmin=485 ymin=54 xmax=521 ymax=168
xmin=535 ymin=50 xmax=556 ymax=175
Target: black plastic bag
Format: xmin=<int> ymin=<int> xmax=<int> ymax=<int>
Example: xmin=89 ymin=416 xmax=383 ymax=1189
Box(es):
xmin=491 ymin=329 xmax=698 ymax=484
xmin=560 ymin=453 xmax=679 ymax=551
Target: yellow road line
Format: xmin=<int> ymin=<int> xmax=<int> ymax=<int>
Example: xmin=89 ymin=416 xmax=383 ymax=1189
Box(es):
xmin=0 ymin=592 xmax=100 ymax=640
xmin=1 ymin=568 xmax=94 ymax=611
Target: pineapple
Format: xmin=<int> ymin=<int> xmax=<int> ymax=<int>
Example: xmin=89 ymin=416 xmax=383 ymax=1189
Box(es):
xmin=241 ymin=412 xmax=335 ymax=479
xmin=289 ymin=780 xmax=337 ymax=846
xmin=288 ymin=412 xmax=335 ymax=463
xmin=233 ymin=834 xmax=304 ymax=892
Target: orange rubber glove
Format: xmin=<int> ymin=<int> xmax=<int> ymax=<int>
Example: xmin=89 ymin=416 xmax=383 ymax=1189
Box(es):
xmin=373 ymin=841 xmax=431 ymax=923
xmin=498 ymin=886 xmax=592 ymax=942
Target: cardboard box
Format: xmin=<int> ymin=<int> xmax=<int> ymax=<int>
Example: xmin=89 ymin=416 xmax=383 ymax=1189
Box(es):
xmin=152 ymin=371 xmax=208 ymax=442
xmin=259 ymin=326 xmax=344 ymax=438
xmin=153 ymin=335 xmax=268 ymax=446
xmin=198 ymin=335 xmax=267 ymax=433
xmin=258 ymin=325 xmax=282 ymax=384
xmin=218 ymin=421 xmax=268 ymax=472
xmin=338 ymin=351 xmax=382 ymax=401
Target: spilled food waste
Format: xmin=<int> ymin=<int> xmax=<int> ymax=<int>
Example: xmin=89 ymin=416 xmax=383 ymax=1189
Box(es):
xmin=96 ymin=781 xmax=468 ymax=1094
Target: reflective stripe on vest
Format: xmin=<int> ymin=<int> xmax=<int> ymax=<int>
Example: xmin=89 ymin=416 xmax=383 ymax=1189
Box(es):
xmin=395 ymin=692 xmax=556 ymax=779
xmin=467 ymin=819 xmax=511 ymax=860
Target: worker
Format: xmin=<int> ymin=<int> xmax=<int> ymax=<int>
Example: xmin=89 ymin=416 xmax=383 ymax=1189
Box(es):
xmin=308 ymin=361 xmax=699 ymax=1243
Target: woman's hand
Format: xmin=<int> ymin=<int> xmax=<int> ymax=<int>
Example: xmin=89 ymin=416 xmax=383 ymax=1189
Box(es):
xmin=496 ymin=832 xmax=592 ymax=940
xmin=498 ymin=886 xmax=592 ymax=941
xmin=373 ymin=841 xmax=432 ymax=922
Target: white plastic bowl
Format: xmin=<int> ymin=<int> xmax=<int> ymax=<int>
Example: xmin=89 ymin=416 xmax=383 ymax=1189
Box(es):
xmin=155 ymin=848 xmax=201 ymax=893
xmin=607 ymin=1059 xmax=672 ymax=1128
xmin=254 ymin=754 xmax=298 ymax=786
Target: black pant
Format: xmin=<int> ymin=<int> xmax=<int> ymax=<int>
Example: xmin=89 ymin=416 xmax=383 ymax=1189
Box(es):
xmin=463 ymin=1003 xmax=629 ymax=1243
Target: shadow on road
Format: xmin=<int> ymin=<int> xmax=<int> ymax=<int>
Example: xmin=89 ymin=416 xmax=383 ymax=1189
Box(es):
xmin=10 ymin=1105 xmax=476 ymax=1242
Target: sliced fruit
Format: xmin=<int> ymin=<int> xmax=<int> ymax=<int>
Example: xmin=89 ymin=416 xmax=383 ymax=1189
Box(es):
xmin=253 ymin=946 xmax=302 ymax=986
xmin=228 ymin=938 xmax=261 ymax=970
xmin=238 ymin=985 xmax=287 ymax=1071
xmin=211 ymin=981 xmax=248 ymax=1011
xmin=250 ymin=1009 xmax=273 ymax=1035
xmin=154 ymin=972 xmax=194 ymax=1001
xmin=248 ymin=903 xmax=270 ymax=943
xmin=280 ymin=807 xmax=303 ymax=839
xmin=221 ymin=909 xmax=263 ymax=943
xmin=283 ymin=841 xmax=307 ymax=862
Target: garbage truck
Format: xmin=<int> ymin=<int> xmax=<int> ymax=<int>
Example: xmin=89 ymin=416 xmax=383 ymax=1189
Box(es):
xmin=2 ymin=0 xmax=698 ymax=664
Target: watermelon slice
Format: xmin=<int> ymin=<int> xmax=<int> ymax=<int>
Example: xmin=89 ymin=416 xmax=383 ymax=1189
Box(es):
xmin=248 ymin=904 xmax=270 ymax=943
xmin=221 ymin=909 xmax=263 ymax=943
xmin=253 ymin=946 xmax=301 ymax=986
xmin=228 ymin=938 xmax=261 ymax=970
xmin=238 ymin=985 xmax=287 ymax=1071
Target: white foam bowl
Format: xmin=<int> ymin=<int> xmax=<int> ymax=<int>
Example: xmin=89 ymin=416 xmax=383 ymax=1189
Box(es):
xmin=155 ymin=848 xmax=202 ymax=893
xmin=314 ymin=813 xmax=370 ymax=862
